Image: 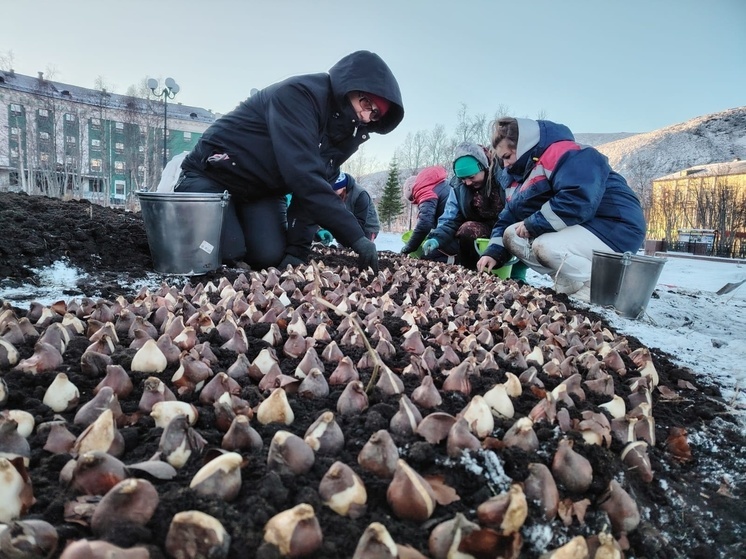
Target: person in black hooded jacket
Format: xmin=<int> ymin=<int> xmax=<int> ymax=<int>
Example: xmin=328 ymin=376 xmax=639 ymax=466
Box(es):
xmin=177 ymin=50 xmax=404 ymax=272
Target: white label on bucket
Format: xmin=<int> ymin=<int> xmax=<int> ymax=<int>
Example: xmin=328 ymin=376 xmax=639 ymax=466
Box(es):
xmin=199 ymin=241 xmax=215 ymax=254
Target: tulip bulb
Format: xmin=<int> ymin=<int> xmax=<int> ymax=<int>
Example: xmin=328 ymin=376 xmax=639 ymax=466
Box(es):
xmin=358 ymin=429 xmax=399 ymax=479
xmin=43 ymin=373 xmax=80 ymax=412
xmin=189 ymin=452 xmax=243 ymax=502
xmin=166 ymin=510 xmax=231 ymax=559
xmin=130 ymin=338 xmax=168 ymax=373
xmin=267 ymin=431 xmax=315 ymax=476
xmin=90 ymin=478 xmax=159 ymax=536
xmin=0 ymin=519 xmax=59 ymax=559
xmin=319 ymin=461 xmax=367 ymax=518
xmin=263 ymin=503 xmax=323 ymax=558
xmin=304 ymin=411 xmax=344 ymax=455
xmin=428 ymin=513 xmax=479 ymax=559
xmin=257 ymin=388 xmax=295 ymax=425
xmin=552 ymin=438 xmax=593 ymax=494
xmin=0 ymin=457 xmax=34 ymax=522
xmin=387 ymin=459 xmax=436 ymax=521
xmin=353 ymin=522 xmax=398 ymax=559
xmin=150 ymin=401 xmax=198 ymax=429
xmin=59 ymin=540 xmax=150 ymax=559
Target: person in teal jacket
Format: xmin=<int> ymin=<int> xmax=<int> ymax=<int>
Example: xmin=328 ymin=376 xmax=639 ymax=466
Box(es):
xmin=420 ymin=143 xmax=505 ymax=269
xmin=477 ymin=117 xmax=646 ymax=299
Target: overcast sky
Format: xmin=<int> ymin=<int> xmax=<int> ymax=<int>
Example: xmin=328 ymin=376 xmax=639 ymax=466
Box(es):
xmin=2 ymin=0 xmax=744 ymax=163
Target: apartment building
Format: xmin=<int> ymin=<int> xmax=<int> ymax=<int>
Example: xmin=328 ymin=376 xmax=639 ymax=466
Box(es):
xmin=0 ymin=69 xmax=216 ymax=205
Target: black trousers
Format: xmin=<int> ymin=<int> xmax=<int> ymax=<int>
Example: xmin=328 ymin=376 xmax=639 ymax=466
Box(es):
xmin=176 ymin=172 xmax=287 ymax=270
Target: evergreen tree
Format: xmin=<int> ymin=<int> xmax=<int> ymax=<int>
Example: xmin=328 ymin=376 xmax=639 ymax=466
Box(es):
xmin=377 ymin=159 xmax=404 ymax=229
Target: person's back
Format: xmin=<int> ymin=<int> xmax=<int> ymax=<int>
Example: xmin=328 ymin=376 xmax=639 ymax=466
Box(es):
xmin=400 ymin=166 xmax=451 ymax=255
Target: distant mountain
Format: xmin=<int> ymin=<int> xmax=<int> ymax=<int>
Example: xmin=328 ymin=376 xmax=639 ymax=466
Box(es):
xmin=574 ymin=132 xmax=638 ymax=146
xmin=358 ymin=106 xmax=746 ymax=201
xmin=597 ymin=106 xmax=746 ymax=183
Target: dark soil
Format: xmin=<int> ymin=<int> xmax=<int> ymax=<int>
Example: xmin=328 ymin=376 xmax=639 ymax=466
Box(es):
xmin=0 ymin=192 xmax=745 ymax=559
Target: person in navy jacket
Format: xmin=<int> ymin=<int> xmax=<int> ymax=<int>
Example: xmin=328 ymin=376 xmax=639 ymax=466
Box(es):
xmin=177 ymin=50 xmax=403 ymax=273
xmin=477 ymin=118 xmax=646 ymax=299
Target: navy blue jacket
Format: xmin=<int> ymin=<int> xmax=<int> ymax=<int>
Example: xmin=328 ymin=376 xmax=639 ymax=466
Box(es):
xmin=483 ymin=120 xmax=646 ymax=264
xmin=182 ymin=51 xmax=403 ymax=249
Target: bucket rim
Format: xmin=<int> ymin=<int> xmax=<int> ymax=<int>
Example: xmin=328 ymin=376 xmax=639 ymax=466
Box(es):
xmin=592 ymin=249 xmax=667 ymax=264
xmin=136 ymin=191 xmax=230 ymax=201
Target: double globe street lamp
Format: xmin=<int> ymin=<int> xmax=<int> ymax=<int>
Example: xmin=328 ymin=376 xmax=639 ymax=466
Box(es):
xmin=148 ymin=77 xmax=180 ymax=169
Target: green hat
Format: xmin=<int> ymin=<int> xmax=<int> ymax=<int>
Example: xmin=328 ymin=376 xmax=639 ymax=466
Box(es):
xmin=454 ymin=156 xmax=481 ymax=178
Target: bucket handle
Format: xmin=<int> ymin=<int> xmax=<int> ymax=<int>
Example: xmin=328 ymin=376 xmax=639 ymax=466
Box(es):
xmin=220 ymin=190 xmax=231 ymax=207
xmin=621 ymin=251 xmax=633 ymax=266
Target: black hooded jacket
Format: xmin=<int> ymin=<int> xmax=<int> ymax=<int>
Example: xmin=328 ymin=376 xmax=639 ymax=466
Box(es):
xmin=182 ymin=50 xmax=403 ymax=248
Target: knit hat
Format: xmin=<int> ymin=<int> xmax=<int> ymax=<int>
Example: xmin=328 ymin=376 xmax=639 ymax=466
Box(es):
xmin=362 ymin=92 xmax=390 ymax=117
xmin=453 ymin=156 xmax=481 ymax=178
xmin=333 ymin=173 xmax=349 ymax=191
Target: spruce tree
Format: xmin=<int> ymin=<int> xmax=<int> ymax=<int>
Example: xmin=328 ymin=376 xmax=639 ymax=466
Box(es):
xmin=377 ymin=159 xmax=404 ymax=229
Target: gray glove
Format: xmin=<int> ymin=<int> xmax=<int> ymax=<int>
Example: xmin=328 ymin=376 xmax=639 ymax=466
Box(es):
xmin=400 ymin=244 xmax=412 ymax=254
xmin=351 ymin=238 xmax=379 ymax=273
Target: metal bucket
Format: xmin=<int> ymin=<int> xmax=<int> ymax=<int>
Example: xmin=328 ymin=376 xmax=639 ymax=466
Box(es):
xmin=137 ymin=191 xmax=230 ymax=275
xmin=590 ymin=250 xmax=667 ymax=319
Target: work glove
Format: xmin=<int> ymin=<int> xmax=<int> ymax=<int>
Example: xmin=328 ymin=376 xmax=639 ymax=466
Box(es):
xmin=278 ymin=253 xmax=305 ymax=269
xmin=316 ymin=229 xmax=334 ymax=246
xmin=351 ymin=238 xmax=379 ymax=273
xmin=422 ymin=238 xmax=439 ymax=255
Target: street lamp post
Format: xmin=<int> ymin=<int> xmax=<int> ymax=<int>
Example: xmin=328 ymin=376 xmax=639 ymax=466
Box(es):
xmin=148 ymin=77 xmax=180 ymax=169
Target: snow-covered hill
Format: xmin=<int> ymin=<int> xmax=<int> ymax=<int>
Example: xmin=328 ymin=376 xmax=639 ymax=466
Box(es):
xmin=597 ymin=106 xmax=746 ymax=183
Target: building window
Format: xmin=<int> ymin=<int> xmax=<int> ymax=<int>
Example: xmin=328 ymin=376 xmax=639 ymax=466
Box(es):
xmin=91 ymin=158 xmax=102 ymax=170
xmin=65 ymin=155 xmax=74 ymax=165
xmin=91 ymin=118 xmax=101 ymax=128
xmin=39 ymin=131 xmax=51 ymax=141
xmin=65 ymin=113 xmax=76 ymax=122
xmin=40 ymin=153 xmax=50 ymax=162
xmin=38 ymin=109 xmax=49 ymax=117
xmin=10 ymin=127 xmax=20 ymax=136
xmin=115 ymin=122 xmax=124 ymax=130
xmin=115 ymin=142 xmax=125 ymax=152
xmin=10 ymin=147 xmax=19 ymax=159
xmin=114 ymin=180 xmax=126 ymax=198
xmin=183 ymin=131 xmax=192 ymax=140
xmin=138 ymin=145 xmax=144 ymax=152
xmin=66 ymin=135 xmax=77 ymax=144
xmin=114 ymin=161 xmax=125 ymax=171
xmin=10 ymin=103 xmax=22 ymax=113
xmin=91 ymin=139 xmax=101 ymax=148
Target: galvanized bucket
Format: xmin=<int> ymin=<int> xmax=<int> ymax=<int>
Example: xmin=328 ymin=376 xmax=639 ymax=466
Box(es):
xmin=590 ymin=250 xmax=667 ymax=319
xmin=137 ymin=191 xmax=230 ymax=275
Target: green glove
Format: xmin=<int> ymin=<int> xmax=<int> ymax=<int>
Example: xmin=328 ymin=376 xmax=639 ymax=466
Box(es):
xmin=422 ymin=239 xmax=439 ymax=255
xmin=316 ymin=229 xmax=334 ymax=246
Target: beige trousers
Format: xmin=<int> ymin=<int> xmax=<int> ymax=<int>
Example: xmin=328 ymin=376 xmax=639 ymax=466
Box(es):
xmin=503 ymin=223 xmax=614 ymax=294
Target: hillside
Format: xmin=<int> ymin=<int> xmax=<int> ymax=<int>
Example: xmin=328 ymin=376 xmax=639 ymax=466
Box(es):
xmin=597 ymin=106 xmax=746 ymax=183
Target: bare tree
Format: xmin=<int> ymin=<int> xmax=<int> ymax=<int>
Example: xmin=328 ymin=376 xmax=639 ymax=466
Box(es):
xmin=625 ymin=152 xmax=656 ymax=222
xmin=0 ymin=49 xmax=16 ymax=71
xmin=424 ymin=124 xmax=451 ymax=167
xmin=342 ymin=144 xmax=380 ymax=179
xmin=649 ymin=182 xmax=694 ymax=244
xmin=690 ymin=166 xmax=746 ymax=255
xmin=394 ymin=130 xmax=428 ymax=176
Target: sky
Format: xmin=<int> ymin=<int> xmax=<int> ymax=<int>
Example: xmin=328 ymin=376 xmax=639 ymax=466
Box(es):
xmin=2 ymin=0 xmax=745 ymax=164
